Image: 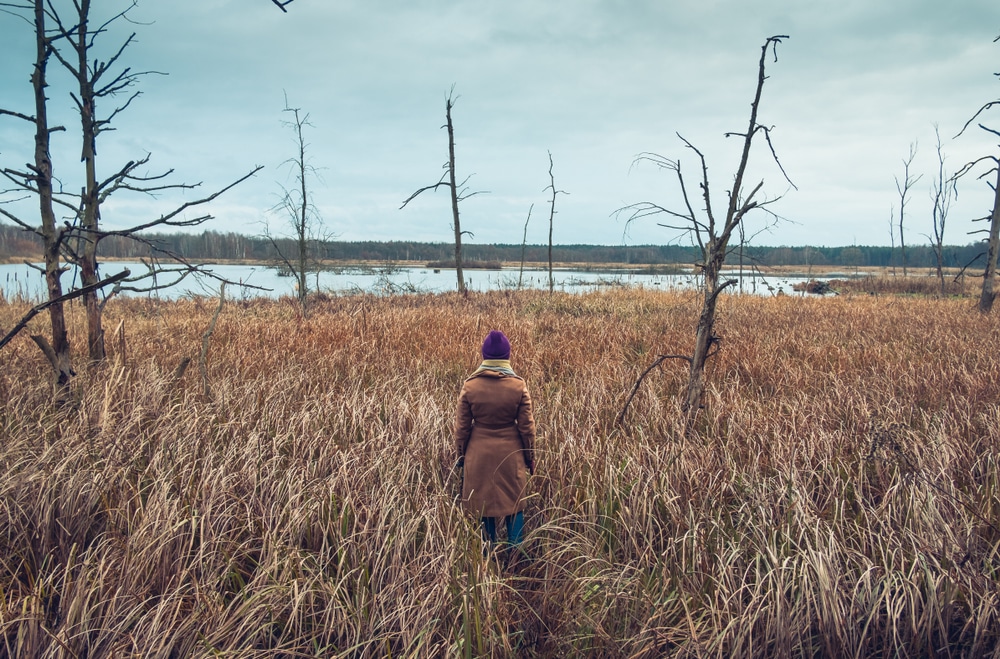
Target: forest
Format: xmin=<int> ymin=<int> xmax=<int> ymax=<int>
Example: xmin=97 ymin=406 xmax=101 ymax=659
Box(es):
xmin=0 ymin=223 xmax=990 ymax=270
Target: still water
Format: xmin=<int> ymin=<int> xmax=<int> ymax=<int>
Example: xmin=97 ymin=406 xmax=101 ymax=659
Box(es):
xmin=0 ymin=262 xmax=813 ymax=302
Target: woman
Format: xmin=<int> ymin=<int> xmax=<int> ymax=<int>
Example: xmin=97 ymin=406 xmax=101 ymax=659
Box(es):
xmin=454 ymin=329 xmax=536 ymax=545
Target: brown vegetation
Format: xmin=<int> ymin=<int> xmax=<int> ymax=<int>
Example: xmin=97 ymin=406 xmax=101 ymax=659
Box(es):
xmin=1 ymin=289 xmax=999 ymax=656
xmin=828 ymin=274 xmax=981 ymax=297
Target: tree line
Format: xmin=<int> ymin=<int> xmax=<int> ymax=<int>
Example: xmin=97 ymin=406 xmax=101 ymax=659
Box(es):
xmin=0 ymin=223 xmax=989 ymax=270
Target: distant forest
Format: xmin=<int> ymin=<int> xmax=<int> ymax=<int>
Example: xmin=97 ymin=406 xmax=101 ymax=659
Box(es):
xmin=0 ymin=224 xmax=989 ymax=270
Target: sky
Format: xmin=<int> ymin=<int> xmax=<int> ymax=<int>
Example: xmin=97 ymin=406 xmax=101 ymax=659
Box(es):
xmin=0 ymin=0 xmax=998 ymax=249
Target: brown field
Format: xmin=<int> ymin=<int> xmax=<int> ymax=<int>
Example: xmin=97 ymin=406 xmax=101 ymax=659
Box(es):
xmin=1 ymin=288 xmax=999 ymax=657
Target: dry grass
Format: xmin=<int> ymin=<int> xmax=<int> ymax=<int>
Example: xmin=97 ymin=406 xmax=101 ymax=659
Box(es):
xmin=1 ymin=289 xmax=999 ymax=657
xmin=826 ymin=273 xmax=981 ymax=298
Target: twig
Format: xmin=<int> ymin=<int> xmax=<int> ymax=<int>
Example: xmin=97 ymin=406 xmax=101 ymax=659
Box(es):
xmin=0 ymin=269 xmax=130 ymax=351
xmin=617 ymin=353 xmax=692 ymax=426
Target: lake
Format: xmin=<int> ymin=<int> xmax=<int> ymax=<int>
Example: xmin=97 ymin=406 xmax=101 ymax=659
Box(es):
xmin=0 ymin=261 xmax=817 ymax=302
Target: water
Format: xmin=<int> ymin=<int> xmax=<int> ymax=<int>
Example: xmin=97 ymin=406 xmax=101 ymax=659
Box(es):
xmin=0 ymin=261 xmax=815 ymax=302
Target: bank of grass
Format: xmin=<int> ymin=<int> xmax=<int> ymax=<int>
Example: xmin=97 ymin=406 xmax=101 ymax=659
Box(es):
xmin=827 ymin=273 xmax=980 ymax=298
xmin=1 ymin=289 xmax=999 ymax=657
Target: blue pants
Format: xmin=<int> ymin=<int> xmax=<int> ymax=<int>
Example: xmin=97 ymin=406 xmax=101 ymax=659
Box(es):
xmin=482 ymin=511 xmax=524 ymax=545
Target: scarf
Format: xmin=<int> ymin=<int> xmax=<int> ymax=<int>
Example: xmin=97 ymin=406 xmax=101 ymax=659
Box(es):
xmin=471 ymin=359 xmax=517 ymax=378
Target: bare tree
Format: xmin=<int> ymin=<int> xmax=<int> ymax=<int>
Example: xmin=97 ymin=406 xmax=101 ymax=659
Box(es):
xmin=0 ymin=0 xmax=73 ymax=396
xmin=264 ymin=98 xmax=329 ymax=316
xmin=894 ymin=142 xmax=922 ymax=278
xmin=48 ymin=0 xmax=261 ymax=360
xmin=954 ymin=34 xmax=1000 ymax=313
xmin=927 ymin=125 xmax=955 ymax=296
xmin=544 ymin=150 xmax=568 ymax=295
xmin=518 ymin=203 xmax=533 ymax=289
xmin=887 ymin=206 xmax=897 ymax=276
xmin=1 ymin=0 xmax=262 ymax=380
xmin=49 ymin=0 xmax=178 ymax=360
xmin=401 ymin=88 xmax=485 ymax=293
xmin=619 ymin=35 xmax=792 ymax=430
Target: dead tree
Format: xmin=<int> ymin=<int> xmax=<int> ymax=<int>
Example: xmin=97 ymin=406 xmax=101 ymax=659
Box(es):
xmin=401 ymin=88 xmax=485 ymax=293
xmin=894 ymin=142 xmax=922 ymax=278
xmin=887 ymin=207 xmax=897 ymax=276
xmin=1 ymin=0 xmax=262 ymax=378
xmin=927 ymin=125 xmax=955 ymax=296
xmin=544 ymin=150 xmax=568 ymax=295
xmin=619 ymin=35 xmax=792 ymax=430
xmin=955 ymin=34 xmax=1000 ymax=313
xmin=48 ymin=0 xmax=261 ymax=358
xmin=47 ymin=0 xmax=160 ymax=361
xmin=264 ymin=99 xmax=329 ymax=316
xmin=0 ymin=0 xmax=74 ymax=395
xmin=518 ymin=204 xmax=533 ymax=289
xmin=955 ymin=147 xmax=1000 ymax=312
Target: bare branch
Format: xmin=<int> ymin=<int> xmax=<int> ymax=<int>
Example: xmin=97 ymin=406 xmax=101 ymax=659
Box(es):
xmin=265 ymin=232 xmax=298 ymax=277
xmin=0 ymin=206 xmax=42 ymax=235
xmin=954 ymin=251 xmax=986 ymax=282
xmin=953 ymin=155 xmax=999 ymax=180
xmin=708 ymin=278 xmax=739 ymax=307
xmin=760 ymin=125 xmax=797 ymax=190
xmin=677 ymin=134 xmax=717 ymax=234
xmin=0 ymin=268 xmax=130 ymax=351
xmin=399 ymin=171 xmax=451 ymax=209
xmin=619 ymin=201 xmax=689 ymax=224
xmin=456 ymin=188 xmax=489 ymax=202
xmin=621 ymin=149 xmax=707 ymax=249
xmin=955 ymin=101 xmax=1000 ymax=138
xmin=617 ymin=353 xmax=692 ymax=426
xmin=980 ymin=124 xmax=1000 ymax=140
xmin=0 ymin=108 xmax=37 ymax=123
xmin=271 ymin=0 xmax=294 ymax=11
xmin=111 ymin=166 xmax=263 ymax=234
xmin=110 ymin=253 xmax=272 ymax=295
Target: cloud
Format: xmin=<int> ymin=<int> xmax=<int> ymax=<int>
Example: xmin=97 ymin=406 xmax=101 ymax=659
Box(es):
xmin=1 ymin=0 xmax=997 ymax=249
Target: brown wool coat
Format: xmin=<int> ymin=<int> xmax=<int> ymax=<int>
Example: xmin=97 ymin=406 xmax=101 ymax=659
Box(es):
xmin=454 ymin=370 xmax=536 ymax=518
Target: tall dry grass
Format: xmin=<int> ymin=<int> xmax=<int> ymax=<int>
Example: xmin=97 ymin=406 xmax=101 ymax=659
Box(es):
xmin=1 ymin=289 xmax=999 ymax=657
xmin=827 ymin=273 xmax=980 ymax=297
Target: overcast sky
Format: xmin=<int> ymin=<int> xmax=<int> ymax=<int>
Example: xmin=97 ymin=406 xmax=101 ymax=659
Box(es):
xmin=1 ymin=0 xmax=998 ymax=248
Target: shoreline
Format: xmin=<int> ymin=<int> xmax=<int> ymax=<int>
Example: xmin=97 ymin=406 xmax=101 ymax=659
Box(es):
xmin=0 ymin=256 xmax=978 ymax=279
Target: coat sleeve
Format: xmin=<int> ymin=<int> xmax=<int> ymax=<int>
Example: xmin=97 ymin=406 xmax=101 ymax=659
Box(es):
xmin=454 ymin=384 xmax=474 ymax=457
xmin=516 ymin=383 xmax=536 ymax=469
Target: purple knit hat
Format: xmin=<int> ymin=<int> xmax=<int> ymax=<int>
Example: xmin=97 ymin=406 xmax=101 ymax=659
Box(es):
xmin=481 ymin=330 xmax=511 ymax=360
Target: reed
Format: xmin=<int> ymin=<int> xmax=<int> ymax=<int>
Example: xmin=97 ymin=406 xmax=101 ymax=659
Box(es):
xmin=1 ymin=289 xmax=998 ymax=657
xmin=828 ymin=273 xmax=979 ymax=297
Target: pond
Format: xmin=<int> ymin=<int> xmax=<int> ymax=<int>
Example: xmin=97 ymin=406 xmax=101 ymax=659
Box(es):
xmin=0 ymin=261 xmax=817 ymax=302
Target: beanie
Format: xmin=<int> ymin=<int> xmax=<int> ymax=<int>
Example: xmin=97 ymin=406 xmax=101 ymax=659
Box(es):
xmin=481 ymin=330 xmax=511 ymax=360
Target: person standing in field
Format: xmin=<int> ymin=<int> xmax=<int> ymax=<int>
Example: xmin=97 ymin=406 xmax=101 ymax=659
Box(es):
xmin=455 ymin=329 xmax=536 ymax=546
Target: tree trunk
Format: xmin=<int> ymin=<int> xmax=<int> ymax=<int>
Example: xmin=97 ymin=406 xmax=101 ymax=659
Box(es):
xmin=933 ymin=245 xmax=946 ymax=297
xmin=445 ymin=97 xmax=465 ymax=293
xmin=73 ymin=0 xmax=106 ymax=361
xmin=547 ymin=152 xmax=556 ymax=295
xmin=679 ymin=36 xmax=785 ymax=427
xmin=899 ymin=224 xmax=908 ymax=278
xmin=979 ymin=166 xmax=1000 ymax=313
xmin=684 ymin=242 xmax=726 ymax=418
xmin=895 ymin=144 xmax=920 ymax=280
xmin=32 ymin=0 xmax=73 ymax=390
xmin=295 ymin=110 xmax=309 ymax=314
